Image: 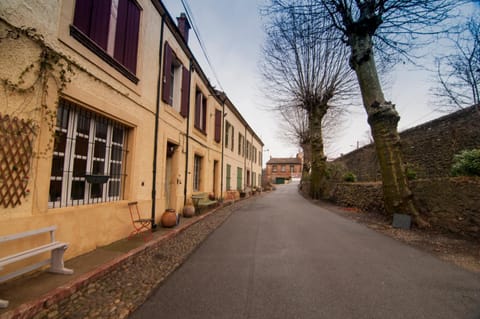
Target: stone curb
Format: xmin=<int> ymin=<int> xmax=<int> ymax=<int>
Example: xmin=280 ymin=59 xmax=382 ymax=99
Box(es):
xmin=0 ymin=205 xmax=226 ymax=319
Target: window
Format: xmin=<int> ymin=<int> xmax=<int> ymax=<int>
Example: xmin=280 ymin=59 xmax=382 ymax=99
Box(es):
xmin=290 ymin=165 xmax=295 ymax=173
xmin=252 ymin=172 xmax=256 ymax=187
xmin=237 ymin=167 xmax=243 ymax=191
xmin=246 ymin=141 xmax=250 ymax=159
xmin=71 ymin=0 xmax=141 ymax=82
xmin=281 ymin=165 xmax=286 ymax=172
xmin=272 ymin=165 xmax=277 ymax=172
xmin=214 ymin=109 xmax=222 ymax=143
xmin=193 ymin=155 xmax=202 ymax=191
xmin=162 ymin=42 xmax=189 ymax=117
xmin=259 ymin=151 xmax=262 ymax=166
xmin=226 ymin=164 xmax=231 ymax=190
xmin=49 ymin=99 xmax=128 ymax=208
xmin=253 ymin=146 xmax=257 ymax=163
xmin=194 ymin=89 xmax=207 ymax=133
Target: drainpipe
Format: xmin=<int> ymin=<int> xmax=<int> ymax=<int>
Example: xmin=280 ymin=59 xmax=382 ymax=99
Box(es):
xmin=220 ymin=97 xmax=225 ymax=201
xmin=244 ymin=125 xmax=247 ymax=189
xmin=183 ymin=61 xmax=193 ymax=204
xmin=151 ymin=16 xmax=165 ymax=230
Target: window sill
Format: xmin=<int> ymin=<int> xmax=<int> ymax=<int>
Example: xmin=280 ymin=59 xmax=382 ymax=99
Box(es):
xmin=70 ymin=25 xmax=139 ymax=84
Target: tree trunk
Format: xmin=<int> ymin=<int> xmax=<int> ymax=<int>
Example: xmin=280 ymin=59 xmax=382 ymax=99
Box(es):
xmin=309 ymin=104 xmax=328 ymax=200
xmin=301 ymin=140 xmax=311 ymax=177
xmin=349 ymin=33 xmax=428 ymax=227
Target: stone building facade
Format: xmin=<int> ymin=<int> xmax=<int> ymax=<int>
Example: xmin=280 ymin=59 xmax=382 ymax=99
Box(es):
xmin=265 ymin=154 xmax=303 ymax=184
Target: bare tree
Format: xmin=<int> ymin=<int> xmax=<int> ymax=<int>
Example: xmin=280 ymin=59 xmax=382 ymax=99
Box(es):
xmin=261 ymin=0 xmax=356 ymax=199
xmin=267 ymin=0 xmax=464 ymax=226
xmin=433 ymin=17 xmax=480 ymax=110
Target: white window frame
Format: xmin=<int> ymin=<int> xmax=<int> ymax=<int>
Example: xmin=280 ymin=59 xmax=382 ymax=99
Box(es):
xmin=49 ymin=102 xmax=127 ymax=208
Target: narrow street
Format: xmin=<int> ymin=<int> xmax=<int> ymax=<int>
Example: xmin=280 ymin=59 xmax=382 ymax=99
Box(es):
xmin=131 ymin=183 xmax=480 ymax=319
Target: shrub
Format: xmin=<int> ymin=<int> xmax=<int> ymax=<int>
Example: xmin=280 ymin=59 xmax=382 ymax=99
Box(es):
xmin=405 ymin=164 xmax=417 ymax=180
xmin=451 ymin=149 xmax=480 ymax=177
xmin=343 ymin=172 xmax=357 ymax=182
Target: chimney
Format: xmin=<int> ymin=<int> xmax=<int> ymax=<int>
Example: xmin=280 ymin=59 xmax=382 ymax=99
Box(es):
xmin=177 ymin=13 xmax=191 ymax=43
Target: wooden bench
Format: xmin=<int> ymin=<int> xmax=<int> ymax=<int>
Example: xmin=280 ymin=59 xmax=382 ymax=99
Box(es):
xmin=0 ymin=226 xmax=73 ymax=308
xmin=191 ymin=193 xmax=218 ymax=213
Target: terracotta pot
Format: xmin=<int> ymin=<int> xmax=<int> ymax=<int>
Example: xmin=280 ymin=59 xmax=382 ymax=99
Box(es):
xmin=208 ymin=192 xmax=215 ymax=200
xmin=183 ymin=205 xmax=195 ymax=218
xmin=161 ymin=209 xmax=178 ymax=227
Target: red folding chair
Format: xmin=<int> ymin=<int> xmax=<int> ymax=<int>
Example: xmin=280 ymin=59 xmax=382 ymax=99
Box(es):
xmin=128 ymin=202 xmax=153 ymax=241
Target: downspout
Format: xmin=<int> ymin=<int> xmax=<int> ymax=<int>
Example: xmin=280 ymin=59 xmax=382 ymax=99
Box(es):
xmin=151 ymin=16 xmax=165 ymax=230
xmin=183 ymin=61 xmax=193 ymax=204
xmin=220 ymin=99 xmax=225 ymax=201
xmin=244 ymin=125 xmax=247 ymax=189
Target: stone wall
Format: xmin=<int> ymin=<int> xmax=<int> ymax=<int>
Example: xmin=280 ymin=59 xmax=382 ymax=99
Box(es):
xmin=329 ymin=177 xmax=480 ymax=239
xmin=335 ymin=106 xmax=480 ymax=181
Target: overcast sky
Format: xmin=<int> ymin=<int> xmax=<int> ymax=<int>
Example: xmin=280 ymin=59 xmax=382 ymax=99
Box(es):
xmin=161 ymin=0 xmax=477 ymax=162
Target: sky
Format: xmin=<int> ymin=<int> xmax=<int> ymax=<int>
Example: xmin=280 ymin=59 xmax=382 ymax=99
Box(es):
xmin=161 ymin=0 xmax=477 ymax=163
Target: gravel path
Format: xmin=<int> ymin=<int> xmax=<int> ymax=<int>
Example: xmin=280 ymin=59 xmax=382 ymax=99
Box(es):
xmin=29 ymin=200 xmax=246 ymax=319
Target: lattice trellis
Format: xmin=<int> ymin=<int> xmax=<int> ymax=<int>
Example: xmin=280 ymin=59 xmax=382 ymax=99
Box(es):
xmin=0 ymin=113 xmax=35 ymax=208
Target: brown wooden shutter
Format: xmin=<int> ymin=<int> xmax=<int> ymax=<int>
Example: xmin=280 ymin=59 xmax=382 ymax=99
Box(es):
xmin=162 ymin=42 xmax=173 ymax=104
xmin=214 ymin=109 xmax=222 ymax=143
xmin=114 ymin=0 xmax=140 ymax=74
xmin=180 ymin=66 xmax=190 ymax=117
xmin=202 ymin=96 xmax=207 ymax=132
xmin=194 ymin=91 xmax=201 ymax=128
xmin=74 ymin=0 xmax=111 ymax=50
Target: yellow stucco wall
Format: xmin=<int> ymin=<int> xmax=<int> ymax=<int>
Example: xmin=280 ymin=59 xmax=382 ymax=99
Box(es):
xmin=0 ymin=0 xmax=263 ymax=279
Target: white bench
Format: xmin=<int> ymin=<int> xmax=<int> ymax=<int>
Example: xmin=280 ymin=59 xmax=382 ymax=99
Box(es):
xmin=0 ymin=226 xmax=74 ymax=308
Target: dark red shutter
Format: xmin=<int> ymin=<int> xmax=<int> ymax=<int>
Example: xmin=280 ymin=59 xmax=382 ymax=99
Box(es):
xmin=214 ymin=109 xmax=222 ymax=143
xmin=114 ymin=0 xmax=140 ymax=73
xmin=123 ymin=0 xmax=140 ymax=73
xmin=202 ymin=97 xmax=207 ymax=132
xmin=180 ymin=66 xmax=190 ymax=117
xmin=162 ymin=42 xmax=173 ymax=104
xmin=90 ymin=0 xmax=111 ymax=50
xmin=73 ymin=0 xmax=93 ymax=35
xmin=73 ymin=0 xmax=111 ymax=50
xmin=194 ymin=91 xmax=201 ymax=128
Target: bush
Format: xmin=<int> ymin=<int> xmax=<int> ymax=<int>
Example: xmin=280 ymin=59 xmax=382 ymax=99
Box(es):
xmin=451 ymin=149 xmax=480 ymax=177
xmin=405 ymin=164 xmax=417 ymax=180
xmin=343 ymin=172 xmax=357 ymax=182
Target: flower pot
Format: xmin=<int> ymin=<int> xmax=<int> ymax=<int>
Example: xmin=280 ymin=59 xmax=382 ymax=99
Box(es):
xmin=183 ymin=204 xmax=195 ymax=218
xmin=208 ymin=192 xmax=215 ymax=200
xmin=161 ymin=209 xmax=178 ymax=227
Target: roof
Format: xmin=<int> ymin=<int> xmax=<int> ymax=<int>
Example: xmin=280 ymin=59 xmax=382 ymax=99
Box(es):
xmin=267 ymin=157 xmax=302 ymax=165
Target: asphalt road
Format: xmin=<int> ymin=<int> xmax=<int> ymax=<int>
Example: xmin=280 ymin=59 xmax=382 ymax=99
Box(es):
xmin=131 ymin=183 xmax=480 ymax=319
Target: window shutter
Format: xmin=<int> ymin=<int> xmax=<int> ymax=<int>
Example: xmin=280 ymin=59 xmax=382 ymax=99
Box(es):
xmin=115 ymin=0 xmax=140 ymax=74
xmin=214 ymin=109 xmax=221 ymax=143
xmin=231 ymin=127 xmax=234 ymax=151
xmin=73 ymin=0 xmax=93 ymax=35
xmin=73 ymin=0 xmax=111 ymax=50
xmin=202 ymin=98 xmax=207 ymax=132
xmin=162 ymin=42 xmax=173 ymax=104
xmin=194 ymin=91 xmax=201 ymax=128
xmin=89 ymin=0 xmax=112 ymax=50
xmin=180 ymin=66 xmax=190 ymax=117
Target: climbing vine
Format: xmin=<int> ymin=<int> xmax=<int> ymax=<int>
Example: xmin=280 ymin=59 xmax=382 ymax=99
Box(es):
xmin=0 ymin=20 xmax=75 ymax=157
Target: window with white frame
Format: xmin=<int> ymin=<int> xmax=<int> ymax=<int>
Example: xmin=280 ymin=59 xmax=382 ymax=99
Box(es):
xmin=193 ymin=154 xmax=202 ymax=191
xmin=49 ymin=99 xmax=128 ymax=208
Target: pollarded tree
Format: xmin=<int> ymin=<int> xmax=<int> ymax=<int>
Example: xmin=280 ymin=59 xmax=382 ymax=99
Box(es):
xmin=270 ymin=0 xmax=463 ymax=226
xmin=261 ymin=0 xmax=356 ymax=199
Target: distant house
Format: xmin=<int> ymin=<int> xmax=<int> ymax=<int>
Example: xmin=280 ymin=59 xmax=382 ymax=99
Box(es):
xmin=266 ymin=154 xmax=303 ymax=184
